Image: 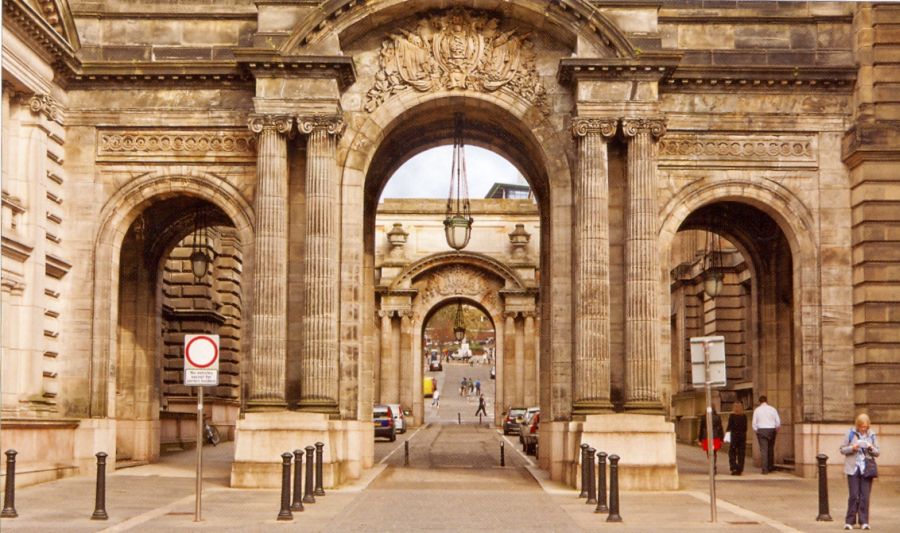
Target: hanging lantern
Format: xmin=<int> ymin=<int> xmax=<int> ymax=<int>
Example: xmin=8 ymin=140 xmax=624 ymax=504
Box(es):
xmin=444 ymin=112 xmax=474 ymax=251
xmin=190 ymin=214 xmax=210 ymax=280
xmin=453 ymin=300 xmax=466 ymax=342
xmin=702 ymin=227 xmax=723 ymax=299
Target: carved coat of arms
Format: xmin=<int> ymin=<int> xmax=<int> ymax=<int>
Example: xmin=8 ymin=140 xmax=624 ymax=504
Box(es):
xmin=364 ymin=9 xmax=547 ymax=113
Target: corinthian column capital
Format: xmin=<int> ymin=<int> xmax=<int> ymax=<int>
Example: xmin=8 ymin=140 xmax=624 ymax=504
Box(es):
xmin=621 ymin=117 xmax=667 ymax=140
xmin=297 ymin=115 xmax=345 ymax=137
xmin=572 ymin=117 xmax=618 ymax=138
xmin=247 ymin=114 xmax=294 ymax=136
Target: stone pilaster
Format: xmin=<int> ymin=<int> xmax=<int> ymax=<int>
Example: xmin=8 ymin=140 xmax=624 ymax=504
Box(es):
xmin=524 ymin=312 xmax=537 ymax=407
xmin=378 ymin=310 xmax=393 ymax=404
xmin=297 ymin=115 xmax=345 ymax=412
xmin=399 ymin=310 xmax=413 ymax=414
xmin=504 ymin=312 xmax=517 ymax=409
xmin=571 ymin=118 xmax=617 ymax=414
xmin=621 ymin=117 xmax=667 ymax=412
xmin=247 ymin=114 xmax=293 ymax=409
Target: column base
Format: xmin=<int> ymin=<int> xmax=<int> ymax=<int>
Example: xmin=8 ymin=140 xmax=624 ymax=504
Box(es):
xmin=623 ymin=400 xmax=665 ymax=415
xmin=572 ymin=400 xmax=615 ymax=415
xmin=296 ymin=400 xmax=340 ymax=414
xmin=246 ymin=399 xmax=288 ymax=412
xmin=230 ymin=411 xmax=372 ymax=488
xmin=545 ymin=413 xmax=678 ymax=491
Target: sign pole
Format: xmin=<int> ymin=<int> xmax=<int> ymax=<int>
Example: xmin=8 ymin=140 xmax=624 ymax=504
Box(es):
xmin=195 ymin=386 xmax=203 ymax=522
xmin=704 ymin=340 xmax=717 ymax=523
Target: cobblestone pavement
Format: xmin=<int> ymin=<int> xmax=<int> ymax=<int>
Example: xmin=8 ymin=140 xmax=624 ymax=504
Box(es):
xmin=3 ymin=415 xmax=900 ymax=532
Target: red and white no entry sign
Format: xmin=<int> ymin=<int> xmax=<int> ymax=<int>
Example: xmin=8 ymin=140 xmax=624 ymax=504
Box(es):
xmin=184 ymin=334 xmax=220 ymax=386
xmin=185 ymin=335 xmax=219 ymax=368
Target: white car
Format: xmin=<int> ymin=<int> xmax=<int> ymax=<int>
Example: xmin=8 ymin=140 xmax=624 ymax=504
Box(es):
xmin=386 ymin=403 xmax=407 ymax=433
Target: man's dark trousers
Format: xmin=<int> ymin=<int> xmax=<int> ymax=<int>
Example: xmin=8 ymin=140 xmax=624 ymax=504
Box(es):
xmin=757 ymin=428 xmax=776 ymax=473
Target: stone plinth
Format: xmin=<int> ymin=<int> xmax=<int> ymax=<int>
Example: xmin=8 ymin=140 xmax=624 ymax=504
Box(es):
xmin=795 ymin=422 xmax=900 ymax=479
xmin=546 ymin=414 xmax=678 ymax=491
xmin=230 ymin=411 xmax=372 ymax=488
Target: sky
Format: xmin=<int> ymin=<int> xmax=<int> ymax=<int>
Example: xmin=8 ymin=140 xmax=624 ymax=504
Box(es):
xmin=379 ymin=145 xmax=529 ymax=200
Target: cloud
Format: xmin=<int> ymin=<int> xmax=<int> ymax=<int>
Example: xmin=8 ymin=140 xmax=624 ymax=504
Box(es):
xmin=380 ymin=146 xmax=528 ymax=200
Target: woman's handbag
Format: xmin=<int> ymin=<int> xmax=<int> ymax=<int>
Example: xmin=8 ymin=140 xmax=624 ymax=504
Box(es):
xmin=700 ymin=437 xmax=722 ymax=452
xmin=862 ymin=451 xmax=878 ymax=479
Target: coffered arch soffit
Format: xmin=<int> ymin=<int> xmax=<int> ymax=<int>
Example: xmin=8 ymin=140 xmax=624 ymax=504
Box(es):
xmin=280 ymin=0 xmax=635 ymax=59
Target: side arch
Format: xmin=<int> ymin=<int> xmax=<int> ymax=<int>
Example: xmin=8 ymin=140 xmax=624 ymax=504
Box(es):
xmin=658 ymin=177 xmax=823 ymax=423
xmin=89 ymin=169 xmax=256 ymax=419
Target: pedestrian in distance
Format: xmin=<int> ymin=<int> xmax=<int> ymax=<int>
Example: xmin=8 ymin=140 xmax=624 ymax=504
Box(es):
xmin=474 ymin=394 xmax=487 ymax=417
xmin=432 ymin=387 xmax=441 ymax=407
xmin=752 ymin=395 xmax=780 ymax=474
xmin=840 ymin=413 xmax=879 ymax=530
xmin=726 ymin=402 xmax=748 ymax=475
xmin=469 ymin=379 xmax=475 ymax=396
xmin=460 ymin=377 xmax=466 ymax=397
xmin=698 ymin=408 xmax=725 ymax=474
xmin=475 ymin=379 xmax=481 ymax=396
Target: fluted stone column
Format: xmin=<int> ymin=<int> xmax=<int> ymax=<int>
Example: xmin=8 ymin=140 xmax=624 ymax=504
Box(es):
xmin=571 ymin=118 xmax=617 ymax=414
xmin=379 ymin=310 xmax=393 ymax=404
xmin=247 ymin=114 xmax=293 ymax=408
xmin=622 ymin=117 xmax=667 ymax=412
xmin=297 ymin=116 xmax=344 ymax=411
xmin=504 ymin=312 xmax=517 ymax=409
xmin=399 ymin=311 xmax=413 ymax=414
xmin=523 ymin=312 xmax=536 ymax=407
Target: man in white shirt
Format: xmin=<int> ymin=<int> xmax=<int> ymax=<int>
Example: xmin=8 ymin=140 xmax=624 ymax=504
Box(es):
xmin=752 ymin=395 xmax=781 ymax=474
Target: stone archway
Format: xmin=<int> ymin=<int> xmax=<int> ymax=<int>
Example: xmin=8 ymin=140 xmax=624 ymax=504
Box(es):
xmin=91 ymin=170 xmax=255 ymax=464
xmin=376 ymin=253 xmax=538 ymax=426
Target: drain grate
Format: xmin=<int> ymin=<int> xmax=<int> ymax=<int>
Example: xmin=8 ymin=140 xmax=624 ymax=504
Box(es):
xmin=726 ymin=521 xmax=760 ymax=525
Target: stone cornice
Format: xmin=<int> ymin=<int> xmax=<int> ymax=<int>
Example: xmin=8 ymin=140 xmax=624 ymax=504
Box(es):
xmin=234 ymin=50 xmax=357 ymax=90
xmin=45 ymin=253 xmax=72 ymax=279
xmin=842 ymin=123 xmax=900 ymax=169
xmin=662 ymin=66 xmax=856 ymax=93
xmin=557 ymin=54 xmax=682 ymax=85
xmin=161 ymin=304 xmax=227 ymax=326
xmin=64 ymin=61 xmax=252 ymax=88
xmin=571 ymin=117 xmax=618 ymax=138
xmin=1 ymin=234 xmax=33 ymax=262
xmin=622 ymin=117 xmax=667 ymax=139
xmin=2 ymin=0 xmax=78 ymax=69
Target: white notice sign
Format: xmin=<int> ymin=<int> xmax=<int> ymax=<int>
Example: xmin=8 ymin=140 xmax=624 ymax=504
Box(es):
xmin=184 ymin=334 xmax=219 ymax=386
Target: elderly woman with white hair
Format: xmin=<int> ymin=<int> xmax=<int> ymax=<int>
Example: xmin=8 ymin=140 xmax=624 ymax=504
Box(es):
xmin=840 ymin=413 xmax=880 ymax=530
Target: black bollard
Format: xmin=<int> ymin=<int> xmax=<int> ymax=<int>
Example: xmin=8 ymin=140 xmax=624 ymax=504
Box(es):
xmin=500 ymin=441 xmax=505 ymax=467
xmin=277 ymin=453 xmax=293 ymax=521
xmin=314 ymin=442 xmax=326 ymax=496
xmin=586 ymin=447 xmax=597 ymax=505
xmin=458 ymin=412 xmax=461 ymax=425
xmin=1 ymin=450 xmax=17 ymax=518
xmin=606 ymin=454 xmax=622 ymax=522
xmin=579 ymin=444 xmax=589 ymax=498
xmin=595 ymin=451 xmax=609 ymax=513
xmin=404 ymin=440 xmax=410 ymax=467
xmin=303 ymin=446 xmax=316 ymax=504
xmin=291 ymin=450 xmax=304 ymax=512
xmin=816 ymin=454 xmax=832 ymax=521
xmin=91 ymin=452 xmax=109 ymax=520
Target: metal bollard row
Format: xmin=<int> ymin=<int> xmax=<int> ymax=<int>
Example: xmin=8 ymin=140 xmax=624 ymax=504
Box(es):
xmin=587 ymin=450 xmax=620 ymax=522
xmin=277 ymin=442 xmax=329 ymax=520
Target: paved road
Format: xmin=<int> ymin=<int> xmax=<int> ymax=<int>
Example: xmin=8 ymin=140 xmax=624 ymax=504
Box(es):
xmin=426 ymin=360 xmax=497 ymax=425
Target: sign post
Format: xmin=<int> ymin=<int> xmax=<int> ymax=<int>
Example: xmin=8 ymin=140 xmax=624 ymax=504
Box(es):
xmin=184 ymin=334 xmax=219 ymax=523
xmin=690 ymin=336 xmax=726 ymax=523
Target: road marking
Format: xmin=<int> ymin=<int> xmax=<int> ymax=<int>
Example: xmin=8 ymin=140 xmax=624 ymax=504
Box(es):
xmin=97 ymin=488 xmax=226 ymax=532
xmin=685 ymin=490 xmax=803 ymax=533
xmin=496 ymin=429 xmax=536 ymax=467
xmin=378 ymin=424 xmax=425 ymax=465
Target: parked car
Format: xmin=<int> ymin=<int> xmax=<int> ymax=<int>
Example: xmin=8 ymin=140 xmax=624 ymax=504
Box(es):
xmin=502 ymin=407 xmax=527 ymax=435
xmin=428 ymin=355 xmax=443 ymax=372
xmin=423 ymin=376 xmax=437 ymax=398
xmin=373 ymin=404 xmax=396 ymax=442
xmin=386 ymin=403 xmax=407 ymax=434
xmin=518 ymin=407 xmax=540 ymax=445
xmin=523 ymin=412 xmax=540 ymax=455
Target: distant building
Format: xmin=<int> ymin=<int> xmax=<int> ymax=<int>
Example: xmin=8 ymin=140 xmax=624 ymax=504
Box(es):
xmin=485 ymin=182 xmax=532 ymax=199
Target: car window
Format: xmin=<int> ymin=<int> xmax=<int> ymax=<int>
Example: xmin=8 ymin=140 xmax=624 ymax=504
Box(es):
xmin=374 ymin=408 xmax=389 ymax=417
xmin=509 ymin=409 xmax=526 ymax=417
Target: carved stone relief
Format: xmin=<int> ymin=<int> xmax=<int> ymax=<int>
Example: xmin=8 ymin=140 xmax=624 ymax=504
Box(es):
xmin=364 ymin=8 xmax=547 ymax=113
xmin=97 ymin=130 xmax=257 ymax=162
xmin=658 ymin=134 xmax=817 ymax=168
xmin=417 ymin=265 xmax=500 ymax=316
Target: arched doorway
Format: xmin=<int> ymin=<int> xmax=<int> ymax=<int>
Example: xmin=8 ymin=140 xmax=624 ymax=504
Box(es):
xmin=666 ymin=200 xmax=800 ymax=470
xmin=421 ymin=300 xmax=497 ymax=424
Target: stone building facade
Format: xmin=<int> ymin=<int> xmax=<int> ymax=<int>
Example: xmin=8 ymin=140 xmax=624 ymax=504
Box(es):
xmin=2 ymin=0 xmax=899 ymax=490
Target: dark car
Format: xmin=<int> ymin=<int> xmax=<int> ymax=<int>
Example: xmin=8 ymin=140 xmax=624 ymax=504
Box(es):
xmin=502 ymin=407 xmax=527 ymax=435
xmin=373 ymin=404 xmax=396 ymax=442
xmin=428 ymin=354 xmax=443 ymax=372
